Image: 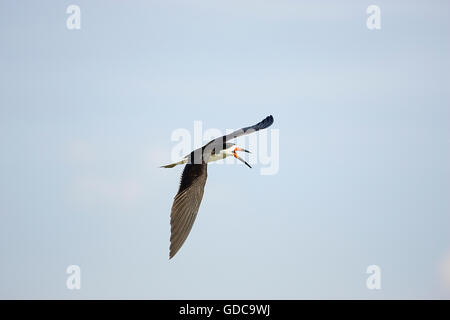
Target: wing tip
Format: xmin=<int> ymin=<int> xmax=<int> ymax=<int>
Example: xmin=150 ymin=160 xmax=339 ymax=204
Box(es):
xmin=260 ymin=114 xmax=274 ymax=129
xmin=169 ymin=242 xmax=180 ymax=259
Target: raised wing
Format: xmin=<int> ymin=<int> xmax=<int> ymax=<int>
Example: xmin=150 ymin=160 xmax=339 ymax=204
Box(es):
xmin=223 ymin=115 xmax=274 ymax=142
xmin=205 ymin=115 xmax=274 ymax=151
xmin=169 ymin=163 xmax=208 ymax=259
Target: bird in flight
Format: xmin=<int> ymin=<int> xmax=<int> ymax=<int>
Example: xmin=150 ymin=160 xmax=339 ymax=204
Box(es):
xmin=161 ymin=115 xmax=274 ymax=259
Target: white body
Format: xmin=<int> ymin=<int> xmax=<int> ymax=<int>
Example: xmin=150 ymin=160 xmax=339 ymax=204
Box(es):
xmin=161 ymin=145 xmax=235 ymax=168
xmin=207 ymin=147 xmax=234 ymax=163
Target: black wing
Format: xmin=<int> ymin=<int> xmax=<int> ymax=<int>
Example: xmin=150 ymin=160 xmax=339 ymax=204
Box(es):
xmin=205 ymin=115 xmax=274 ymax=150
xmin=169 ymin=163 xmax=208 ymax=259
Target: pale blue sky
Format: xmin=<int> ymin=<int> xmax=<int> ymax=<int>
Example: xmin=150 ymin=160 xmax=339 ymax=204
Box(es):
xmin=1 ymin=0 xmax=449 ymax=299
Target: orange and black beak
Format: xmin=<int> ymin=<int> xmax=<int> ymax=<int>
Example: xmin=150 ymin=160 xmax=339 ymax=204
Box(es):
xmin=233 ymin=147 xmax=252 ymax=168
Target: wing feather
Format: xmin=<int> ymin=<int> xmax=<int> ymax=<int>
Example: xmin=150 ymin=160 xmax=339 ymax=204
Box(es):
xmin=169 ymin=163 xmax=208 ymax=259
xmin=205 ymin=115 xmax=274 ymax=149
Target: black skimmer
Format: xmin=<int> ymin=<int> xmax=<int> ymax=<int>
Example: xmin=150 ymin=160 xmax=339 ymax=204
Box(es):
xmin=161 ymin=115 xmax=274 ymax=259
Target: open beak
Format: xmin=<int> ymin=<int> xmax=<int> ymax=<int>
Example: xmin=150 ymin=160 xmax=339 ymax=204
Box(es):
xmin=233 ymin=152 xmax=252 ymax=168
